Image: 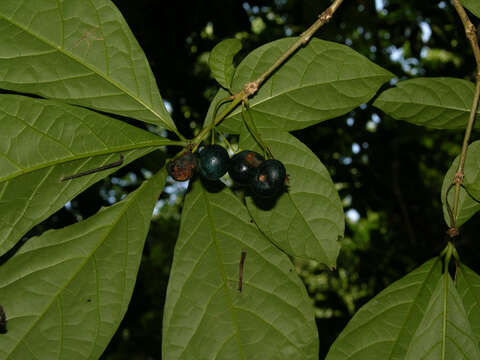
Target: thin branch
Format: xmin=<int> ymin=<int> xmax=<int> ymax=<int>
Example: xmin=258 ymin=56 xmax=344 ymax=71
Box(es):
xmin=238 ymin=251 xmax=247 ymax=292
xmin=193 ymin=0 xmax=345 ymax=147
xmin=243 ymin=0 xmax=344 ymax=98
xmin=450 ymin=0 xmax=480 ymax=229
xmin=452 ymin=0 xmax=480 ymax=67
xmin=61 ymin=155 xmax=124 ymax=181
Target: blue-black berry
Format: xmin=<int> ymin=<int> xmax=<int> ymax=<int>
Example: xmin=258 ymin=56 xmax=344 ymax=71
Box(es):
xmin=228 ymin=150 xmax=265 ymax=186
xmin=199 ymin=145 xmax=230 ymax=180
xmin=250 ymin=159 xmax=286 ymax=197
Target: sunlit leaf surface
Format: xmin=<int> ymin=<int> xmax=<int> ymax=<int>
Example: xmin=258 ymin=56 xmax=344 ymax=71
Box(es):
xmin=326 ymin=258 xmax=442 ymax=360
xmin=240 ymin=121 xmax=344 ymax=267
xmin=162 ymin=179 xmax=318 ymax=359
xmin=209 ymin=38 xmax=242 ymax=90
xmin=0 ymin=94 xmax=172 ymax=256
xmin=374 ymin=77 xmax=480 ymax=129
xmin=0 ymin=0 xmax=176 ymax=131
xmin=205 ymin=38 xmax=392 ymax=133
xmin=0 ymin=169 xmax=166 ymax=360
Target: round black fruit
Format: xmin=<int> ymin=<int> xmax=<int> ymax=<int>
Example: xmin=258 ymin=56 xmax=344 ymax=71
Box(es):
xmin=250 ymin=159 xmax=286 ymax=197
xmin=199 ymin=144 xmax=230 ymax=180
xmin=167 ymin=151 xmax=198 ymax=181
xmin=228 ymin=150 xmax=265 ymax=185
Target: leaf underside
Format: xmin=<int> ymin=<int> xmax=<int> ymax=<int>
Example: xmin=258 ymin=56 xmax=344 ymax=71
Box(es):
xmin=456 ymin=264 xmax=480 ymax=347
xmin=0 ymin=94 xmax=170 ymax=256
xmin=0 ymin=0 xmax=176 ymax=131
xmin=239 ymin=120 xmax=344 ymax=266
xmin=441 ymin=140 xmax=480 ymax=227
xmin=406 ymin=273 xmax=480 ymax=360
xmin=374 ymin=77 xmax=480 ymax=129
xmin=209 ymin=38 xmax=242 ymax=90
xmin=461 ymin=0 xmax=480 ymax=19
xmin=0 ymin=169 xmax=166 ymax=360
xmin=162 ymin=179 xmax=318 ymax=360
xmin=205 ymin=37 xmax=393 ymax=133
xmin=326 ymin=258 xmax=442 ymax=360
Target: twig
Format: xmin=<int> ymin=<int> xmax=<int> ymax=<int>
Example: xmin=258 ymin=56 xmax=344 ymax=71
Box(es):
xmin=0 ymin=305 xmax=6 ymax=334
xmin=452 ymin=0 xmax=480 ymax=67
xmin=61 ymin=155 xmax=124 ymax=181
xmin=238 ymin=251 xmax=247 ymax=292
xmin=192 ymin=0 xmax=345 ymax=147
xmin=243 ymin=0 xmax=344 ymax=97
xmin=449 ymin=0 xmax=480 ymax=230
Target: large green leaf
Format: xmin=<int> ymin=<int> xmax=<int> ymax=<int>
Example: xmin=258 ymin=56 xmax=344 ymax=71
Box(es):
xmin=0 ymin=0 xmax=176 ymax=131
xmin=405 ymin=273 xmax=480 ymax=359
xmin=326 ymin=258 xmax=442 ymax=360
xmin=461 ymin=0 xmax=480 ymax=18
xmin=373 ymin=77 xmax=480 ymax=129
xmin=0 ymin=168 xmax=166 ymax=360
xmin=456 ymin=264 xmax=480 ymax=347
xmin=205 ymin=38 xmax=393 ymax=133
xmin=0 ymin=94 xmax=174 ymax=256
xmin=162 ymin=179 xmax=318 ymax=359
xmin=209 ymin=38 xmax=242 ymax=90
xmin=441 ymin=140 xmax=480 ymax=227
xmin=239 ymin=120 xmax=344 ymax=266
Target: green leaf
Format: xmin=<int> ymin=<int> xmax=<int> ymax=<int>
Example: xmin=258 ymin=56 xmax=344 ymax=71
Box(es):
xmin=456 ymin=264 xmax=480 ymax=347
xmin=0 ymin=0 xmax=176 ymax=131
xmin=162 ymin=179 xmax=318 ymax=359
xmin=326 ymin=258 xmax=442 ymax=360
xmin=209 ymin=38 xmax=242 ymax=90
xmin=461 ymin=0 xmax=480 ymax=19
xmin=205 ymin=37 xmax=393 ymax=133
xmin=405 ymin=273 xmax=480 ymax=359
xmin=0 ymin=94 xmax=174 ymax=256
xmin=441 ymin=140 xmax=480 ymax=227
xmin=239 ymin=119 xmax=344 ymax=266
xmin=373 ymin=77 xmax=480 ymax=129
xmin=0 ymin=168 xmax=166 ymax=360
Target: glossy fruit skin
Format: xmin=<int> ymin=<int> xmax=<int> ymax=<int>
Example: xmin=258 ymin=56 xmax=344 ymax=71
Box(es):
xmin=250 ymin=159 xmax=286 ymax=197
xmin=228 ymin=150 xmax=265 ymax=185
xmin=167 ymin=151 xmax=198 ymax=181
xmin=199 ymin=144 xmax=230 ymax=180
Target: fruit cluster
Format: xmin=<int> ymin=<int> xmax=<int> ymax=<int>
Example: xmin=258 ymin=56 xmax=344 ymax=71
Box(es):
xmin=167 ymin=145 xmax=287 ymax=198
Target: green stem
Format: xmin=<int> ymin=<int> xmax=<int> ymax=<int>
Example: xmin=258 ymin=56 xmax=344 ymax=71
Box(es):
xmin=192 ymin=93 xmax=244 ymax=152
xmin=241 ymin=104 xmax=273 ymax=158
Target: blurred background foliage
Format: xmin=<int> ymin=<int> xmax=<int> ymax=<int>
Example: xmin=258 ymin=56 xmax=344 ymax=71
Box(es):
xmin=15 ymin=0 xmax=480 ymax=358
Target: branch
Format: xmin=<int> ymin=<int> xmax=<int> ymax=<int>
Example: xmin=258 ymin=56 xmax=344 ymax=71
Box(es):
xmin=452 ymin=0 xmax=480 ymax=68
xmin=450 ymin=0 xmax=480 ymax=230
xmin=243 ymin=0 xmax=344 ymax=97
xmin=192 ymin=0 xmax=345 ymax=147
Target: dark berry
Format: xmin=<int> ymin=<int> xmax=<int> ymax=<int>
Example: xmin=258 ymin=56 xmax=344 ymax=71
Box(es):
xmin=250 ymin=159 xmax=286 ymax=197
xmin=228 ymin=150 xmax=265 ymax=185
xmin=167 ymin=151 xmax=198 ymax=181
xmin=199 ymin=145 xmax=230 ymax=180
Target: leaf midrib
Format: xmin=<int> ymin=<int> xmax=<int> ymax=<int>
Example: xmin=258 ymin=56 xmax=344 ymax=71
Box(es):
xmin=0 ymin=139 xmax=173 ymax=183
xmin=0 ymin=13 xmax=173 ymax=131
xmin=226 ymin=73 xmax=390 ymax=119
xmin=4 ymin=172 xmax=159 ymax=359
xmin=375 ymin=95 xmax=480 ymax=115
xmin=442 ymin=274 xmax=448 ymax=360
xmin=387 ymin=259 xmax=440 ymax=359
xmin=202 ymin=186 xmax=246 ymax=360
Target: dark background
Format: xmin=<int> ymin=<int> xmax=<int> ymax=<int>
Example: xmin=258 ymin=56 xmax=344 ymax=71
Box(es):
xmin=27 ymin=0 xmax=480 ymax=358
